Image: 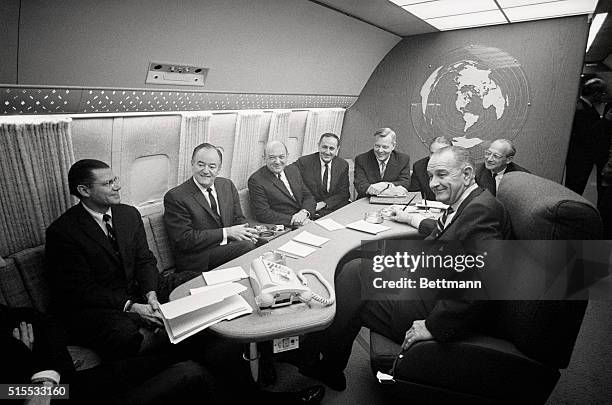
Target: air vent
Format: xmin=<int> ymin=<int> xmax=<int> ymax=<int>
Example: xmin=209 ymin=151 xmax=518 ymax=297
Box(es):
xmin=145 ymin=62 xmax=208 ymax=87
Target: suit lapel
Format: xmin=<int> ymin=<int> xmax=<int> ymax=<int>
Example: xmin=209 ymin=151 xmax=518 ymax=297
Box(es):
xmin=382 ymin=152 xmax=396 ymax=182
xmin=188 ymin=179 xmax=222 ymax=227
xmin=214 ymin=178 xmax=231 ymax=227
xmin=74 ymin=204 xmax=121 ymax=263
xmin=285 ymin=168 xmax=302 ymax=203
xmin=368 ymin=151 xmax=383 ymax=182
xmin=270 ymin=170 xmax=297 ymax=203
xmin=436 ymin=188 xmax=482 ymax=239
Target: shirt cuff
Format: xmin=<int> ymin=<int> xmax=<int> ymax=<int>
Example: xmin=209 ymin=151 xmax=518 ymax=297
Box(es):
xmin=409 ymin=214 xmax=427 ymax=229
xmin=221 ymin=228 xmax=228 ymax=245
xmin=32 ymin=370 xmax=60 ymax=385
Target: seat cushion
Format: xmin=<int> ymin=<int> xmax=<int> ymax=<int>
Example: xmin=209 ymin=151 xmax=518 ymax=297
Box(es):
xmin=238 ymin=188 xmax=254 ymax=222
xmin=11 ymin=245 xmax=50 ymax=313
xmin=146 ymin=212 xmax=175 ymax=272
xmin=0 ymin=257 xmax=31 ymax=308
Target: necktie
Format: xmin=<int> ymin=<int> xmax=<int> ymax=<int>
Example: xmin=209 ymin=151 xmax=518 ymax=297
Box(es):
xmin=322 ymin=163 xmax=329 ymax=193
xmin=380 ymin=162 xmax=386 ymax=179
xmin=206 ymin=188 xmax=219 ymax=216
xmin=434 ymin=207 xmax=454 ymax=236
xmin=102 ymin=214 xmax=119 ymax=253
xmin=277 ymin=173 xmax=295 ymax=198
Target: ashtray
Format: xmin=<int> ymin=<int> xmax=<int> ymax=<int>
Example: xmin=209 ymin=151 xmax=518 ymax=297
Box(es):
xmin=364 ymin=211 xmax=383 ymax=224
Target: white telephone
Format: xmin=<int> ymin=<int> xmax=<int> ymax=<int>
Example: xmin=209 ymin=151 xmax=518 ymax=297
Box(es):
xmin=249 ymin=256 xmax=335 ymax=309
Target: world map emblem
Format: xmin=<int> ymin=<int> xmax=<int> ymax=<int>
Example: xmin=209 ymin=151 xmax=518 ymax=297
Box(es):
xmin=411 ymin=45 xmax=530 ymax=154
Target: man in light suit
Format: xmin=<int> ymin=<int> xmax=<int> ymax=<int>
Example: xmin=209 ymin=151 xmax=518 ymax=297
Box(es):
xmin=292 ymin=133 xmax=350 ymax=218
xmin=353 ymin=127 xmax=411 ymax=199
xmin=475 ymin=139 xmax=530 ymax=196
xmin=248 ymin=141 xmax=316 ymax=227
xmin=408 ymin=136 xmax=453 ymax=201
xmin=299 ymin=146 xmax=511 ymax=391
xmin=164 ymin=143 xmax=258 ymax=273
xmin=46 ymin=159 xmax=166 ymax=360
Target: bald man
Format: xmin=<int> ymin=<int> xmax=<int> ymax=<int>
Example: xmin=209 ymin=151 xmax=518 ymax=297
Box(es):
xmin=475 ymin=139 xmax=529 ymax=196
xmin=248 ymin=141 xmax=316 ymax=227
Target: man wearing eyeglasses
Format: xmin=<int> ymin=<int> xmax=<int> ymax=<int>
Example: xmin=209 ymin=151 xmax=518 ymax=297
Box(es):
xmin=475 ymin=139 xmax=529 ymax=196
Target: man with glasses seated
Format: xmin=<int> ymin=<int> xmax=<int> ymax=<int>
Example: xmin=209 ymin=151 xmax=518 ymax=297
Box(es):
xmin=475 ymin=139 xmax=530 ymax=196
xmin=248 ymin=141 xmax=316 ymax=228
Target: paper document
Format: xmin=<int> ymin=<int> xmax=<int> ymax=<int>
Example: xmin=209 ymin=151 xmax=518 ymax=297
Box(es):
xmin=277 ymin=240 xmax=317 ymax=258
xmin=202 ymin=266 xmax=248 ymax=285
xmin=345 ymin=220 xmax=390 ymax=235
xmin=190 ymin=282 xmax=234 ymax=295
xmin=315 ymin=218 xmax=345 ymax=231
xmin=292 ymin=231 xmax=329 ymax=247
xmin=159 ymin=282 xmax=251 ymax=344
xmin=417 ymin=200 xmax=449 ymax=210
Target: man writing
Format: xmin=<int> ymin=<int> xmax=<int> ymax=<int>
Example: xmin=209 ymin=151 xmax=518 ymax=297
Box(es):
xmin=353 ymin=127 xmax=411 ymax=199
xmin=248 ymin=141 xmax=316 ymax=227
xmin=164 ymin=143 xmax=258 ymax=273
xmin=292 ymin=133 xmax=350 ymax=218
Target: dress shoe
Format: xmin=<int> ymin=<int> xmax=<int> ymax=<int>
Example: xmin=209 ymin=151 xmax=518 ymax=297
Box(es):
xmin=292 ymin=384 xmax=325 ymax=405
xmin=298 ymin=361 xmax=346 ymax=391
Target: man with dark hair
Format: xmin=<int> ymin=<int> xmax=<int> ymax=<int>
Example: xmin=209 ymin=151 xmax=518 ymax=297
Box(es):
xmin=248 ymin=141 xmax=316 ymax=227
xmin=164 ymin=142 xmax=258 ymax=273
xmin=475 ymin=139 xmax=530 ymax=196
xmin=353 ymin=127 xmax=411 ymax=199
xmin=292 ymin=133 xmax=350 ymax=218
xmin=409 ymin=136 xmax=453 ymax=200
xmin=299 ymin=146 xmax=511 ymax=391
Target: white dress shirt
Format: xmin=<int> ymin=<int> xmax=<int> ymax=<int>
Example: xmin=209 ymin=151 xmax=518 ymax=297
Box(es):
xmin=278 ymin=170 xmax=295 ymax=198
xmin=81 ymin=203 xmax=112 ymax=237
xmin=193 ymin=178 xmax=227 ymax=245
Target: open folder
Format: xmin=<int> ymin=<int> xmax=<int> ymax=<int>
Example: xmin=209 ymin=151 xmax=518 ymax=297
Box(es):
xmin=159 ymin=282 xmax=252 ymax=344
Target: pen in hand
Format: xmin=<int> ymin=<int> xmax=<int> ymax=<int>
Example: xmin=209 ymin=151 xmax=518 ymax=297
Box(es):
xmin=402 ymin=195 xmax=417 ymax=211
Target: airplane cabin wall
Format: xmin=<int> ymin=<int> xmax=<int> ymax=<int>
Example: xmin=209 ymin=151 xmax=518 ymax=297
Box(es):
xmin=339 ymin=16 xmax=589 ymax=183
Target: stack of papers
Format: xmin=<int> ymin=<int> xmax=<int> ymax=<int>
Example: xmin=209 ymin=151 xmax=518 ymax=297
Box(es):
xmin=276 ymin=240 xmax=317 ymax=258
xmin=159 ymin=282 xmax=252 ymax=344
xmin=292 ymin=231 xmax=330 ymax=247
xmin=345 ymin=219 xmax=390 ymax=235
xmin=202 ymin=266 xmax=248 ymax=285
xmin=315 ymin=218 xmax=345 ymax=231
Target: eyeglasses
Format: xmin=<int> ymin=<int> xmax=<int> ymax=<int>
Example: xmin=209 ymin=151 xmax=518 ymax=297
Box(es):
xmin=88 ymin=176 xmax=121 ymax=188
xmin=484 ymin=151 xmax=504 ymax=160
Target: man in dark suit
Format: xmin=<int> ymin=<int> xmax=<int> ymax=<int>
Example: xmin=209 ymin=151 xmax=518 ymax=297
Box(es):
xmin=353 ymin=127 xmax=411 ymax=199
xmin=408 ymin=136 xmax=453 ymax=201
xmin=248 ymin=141 xmax=316 ymax=227
xmin=299 ymin=146 xmax=511 ymax=391
xmin=292 ymin=133 xmax=350 ymax=218
xmin=475 ymin=138 xmax=530 ymax=196
xmin=164 ymin=143 xmax=258 ymax=273
xmin=46 ymin=159 xmax=165 ymax=360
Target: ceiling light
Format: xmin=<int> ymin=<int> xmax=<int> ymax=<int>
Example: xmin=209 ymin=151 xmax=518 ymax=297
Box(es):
xmin=503 ymin=0 xmax=598 ymax=23
xmin=425 ymin=9 xmax=508 ymax=31
xmin=403 ymin=0 xmax=498 ymax=20
xmin=586 ymin=13 xmax=608 ymax=53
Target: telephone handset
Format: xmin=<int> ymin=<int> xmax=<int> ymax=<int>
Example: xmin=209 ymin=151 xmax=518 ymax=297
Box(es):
xmin=249 ymin=256 xmax=335 ymax=309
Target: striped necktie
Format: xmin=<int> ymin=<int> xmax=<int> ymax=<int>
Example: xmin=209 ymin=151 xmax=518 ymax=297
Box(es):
xmin=434 ymin=207 xmax=454 ymax=237
xmin=102 ymin=214 xmax=119 ymax=253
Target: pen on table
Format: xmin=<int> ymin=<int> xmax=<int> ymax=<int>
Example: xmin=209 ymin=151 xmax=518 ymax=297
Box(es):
xmin=402 ymin=195 xmax=417 ymax=211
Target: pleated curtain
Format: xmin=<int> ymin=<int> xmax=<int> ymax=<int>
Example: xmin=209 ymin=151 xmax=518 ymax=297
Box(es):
xmin=230 ymin=111 xmax=266 ymax=190
xmin=301 ymin=108 xmax=345 ymax=156
xmin=0 ymin=117 xmax=75 ymax=257
xmin=177 ymin=112 xmax=212 ymax=183
xmin=268 ymin=110 xmax=291 ymax=144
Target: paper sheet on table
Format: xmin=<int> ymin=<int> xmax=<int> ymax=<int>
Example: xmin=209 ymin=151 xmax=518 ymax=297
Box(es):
xmin=276 ymin=240 xmax=317 ymax=258
xmin=315 ymin=218 xmax=345 ymax=231
xmin=416 ymin=200 xmax=449 ymax=210
xmin=345 ymin=219 xmax=390 ymax=235
xmin=202 ymin=266 xmax=248 ymax=285
xmin=292 ymin=231 xmax=329 ymax=247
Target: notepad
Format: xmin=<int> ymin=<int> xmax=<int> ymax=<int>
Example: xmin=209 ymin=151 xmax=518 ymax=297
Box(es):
xmin=315 ymin=218 xmax=345 ymax=231
xmin=292 ymin=231 xmax=329 ymax=247
xmin=276 ymin=240 xmax=317 ymax=258
xmin=345 ymin=219 xmax=390 ymax=235
xmin=202 ymin=266 xmax=248 ymax=285
xmin=160 ymin=282 xmax=251 ymax=344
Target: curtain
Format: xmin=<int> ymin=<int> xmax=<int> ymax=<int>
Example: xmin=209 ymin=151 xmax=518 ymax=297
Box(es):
xmin=301 ymin=108 xmax=345 ymax=156
xmin=0 ymin=116 xmax=75 ymax=257
xmin=268 ymin=110 xmax=291 ymax=144
xmin=177 ymin=112 xmax=212 ymax=183
xmin=230 ymin=111 xmax=266 ymax=190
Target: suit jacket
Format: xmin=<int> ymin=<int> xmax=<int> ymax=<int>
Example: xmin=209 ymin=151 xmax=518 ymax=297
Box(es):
xmin=417 ymin=188 xmax=512 ymax=342
xmin=475 ymin=161 xmax=530 ymax=196
xmin=248 ymin=165 xmax=316 ymax=226
xmin=292 ymin=153 xmax=350 ymax=216
xmin=354 ymin=149 xmax=411 ymax=199
xmin=45 ymin=203 xmax=158 ymax=313
xmin=163 ymin=177 xmax=247 ymax=272
xmin=408 ymin=156 xmax=435 ymax=201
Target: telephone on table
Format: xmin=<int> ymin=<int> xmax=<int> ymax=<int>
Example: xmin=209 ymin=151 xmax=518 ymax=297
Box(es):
xmin=249 ymin=256 xmax=335 ymax=309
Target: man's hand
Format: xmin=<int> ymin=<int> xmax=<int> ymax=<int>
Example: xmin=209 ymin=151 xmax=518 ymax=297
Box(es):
xmin=131 ymin=303 xmax=164 ymax=327
xmin=290 ymin=209 xmax=310 ymax=226
xmin=12 ymin=321 xmax=34 ymax=350
xmin=388 ymin=208 xmax=426 ymax=229
xmin=367 ymin=182 xmax=389 ymax=195
xmin=146 ymin=291 xmax=161 ymax=312
xmin=226 ymin=224 xmax=259 ymax=243
xmin=401 ymin=320 xmax=433 ymax=350
xmin=315 ymin=201 xmax=327 ymax=212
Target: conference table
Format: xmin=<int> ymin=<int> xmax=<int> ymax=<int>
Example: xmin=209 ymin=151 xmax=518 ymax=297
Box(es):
xmin=170 ymin=194 xmax=427 ymax=378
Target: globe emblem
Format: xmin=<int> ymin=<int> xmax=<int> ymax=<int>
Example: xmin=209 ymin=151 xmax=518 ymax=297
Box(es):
xmin=411 ymin=45 xmax=530 ymax=154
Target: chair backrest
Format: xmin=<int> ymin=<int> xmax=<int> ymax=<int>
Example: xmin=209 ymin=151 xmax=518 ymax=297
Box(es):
xmin=492 ymin=172 xmax=599 ymax=369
